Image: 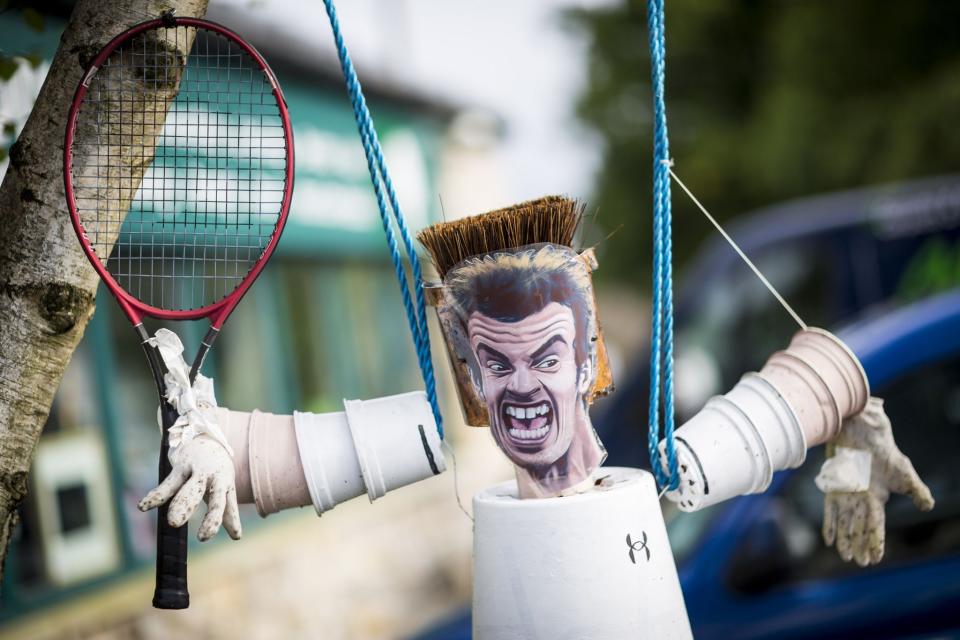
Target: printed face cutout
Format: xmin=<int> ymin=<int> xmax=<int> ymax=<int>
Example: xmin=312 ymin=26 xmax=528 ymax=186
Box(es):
xmin=468 ymin=301 xmax=591 ymax=470
xmin=432 ymin=244 xmax=609 ymax=496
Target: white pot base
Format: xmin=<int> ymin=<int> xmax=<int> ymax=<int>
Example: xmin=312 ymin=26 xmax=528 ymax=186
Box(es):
xmin=472 ymin=467 xmax=692 ymax=640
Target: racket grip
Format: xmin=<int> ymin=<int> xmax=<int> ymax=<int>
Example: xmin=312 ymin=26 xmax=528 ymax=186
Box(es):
xmin=153 ymin=401 xmax=189 ymax=609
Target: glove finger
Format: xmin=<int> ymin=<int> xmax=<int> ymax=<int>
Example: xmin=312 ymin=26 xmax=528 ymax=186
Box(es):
xmin=822 ymin=497 xmax=838 ymax=546
xmin=198 ymin=477 xmax=228 ymax=542
xmin=836 ymin=505 xmax=855 ymax=562
xmin=848 ymin=506 xmax=863 ymax=566
xmin=851 ymin=499 xmax=870 ymax=567
xmin=168 ymin=474 xmax=207 ymax=528
xmin=867 ymin=496 xmax=886 ymax=565
xmin=887 ymin=452 xmax=934 ymax=510
xmin=222 ymin=487 xmax=243 ymax=540
xmin=138 ymin=465 xmax=190 ymax=512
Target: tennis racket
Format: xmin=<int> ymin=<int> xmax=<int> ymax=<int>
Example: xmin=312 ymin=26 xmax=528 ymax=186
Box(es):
xmin=64 ymin=13 xmax=293 ymax=609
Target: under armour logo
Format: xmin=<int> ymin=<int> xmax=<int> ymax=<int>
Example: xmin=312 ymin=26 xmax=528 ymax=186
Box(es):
xmin=626 ymin=532 xmax=650 ymax=564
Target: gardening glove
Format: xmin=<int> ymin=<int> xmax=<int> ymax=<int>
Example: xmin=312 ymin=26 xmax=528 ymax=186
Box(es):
xmin=137 ymin=328 xmax=241 ymax=541
xmin=139 ymin=433 xmax=242 ymax=541
xmin=817 ymin=397 xmax=934 ymax=566
xmin=147 ymin=329 xmax=233 ymax=456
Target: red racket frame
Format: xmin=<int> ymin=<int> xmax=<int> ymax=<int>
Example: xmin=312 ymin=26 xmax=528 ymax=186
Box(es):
xmin=63 ymin=16 xmax=294 ymax=609
xmin=64 ymin=16 xmax=294 ymax=329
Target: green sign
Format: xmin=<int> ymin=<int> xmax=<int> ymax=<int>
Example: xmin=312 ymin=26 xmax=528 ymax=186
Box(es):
xmin=278 ymin=79 xmax=443 ymax=258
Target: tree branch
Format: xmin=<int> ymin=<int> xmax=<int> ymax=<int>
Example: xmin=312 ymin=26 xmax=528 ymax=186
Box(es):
xmin=0 ymin=0 xmax=208 ymax=582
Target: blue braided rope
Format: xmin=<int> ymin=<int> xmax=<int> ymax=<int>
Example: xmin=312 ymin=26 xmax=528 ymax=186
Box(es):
xmin=358 ymin=120 xmax=440 ymax=426
xmin=647 ymin=0 xmax=680 ymax=490
xmin=322 ymin=0 xmax=443 ymax=437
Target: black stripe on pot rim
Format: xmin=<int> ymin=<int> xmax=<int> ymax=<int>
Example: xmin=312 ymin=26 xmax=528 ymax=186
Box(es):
xmin=419 ymin=424 xmax=442 ymax=475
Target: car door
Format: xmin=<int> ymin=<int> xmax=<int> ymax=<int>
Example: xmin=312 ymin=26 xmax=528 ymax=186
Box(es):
xmin=690 ymin=351 xmax=960 ymax=639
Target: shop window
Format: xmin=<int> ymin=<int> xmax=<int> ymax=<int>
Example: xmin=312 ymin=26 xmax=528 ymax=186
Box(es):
xmin=279 ymin=261 xmax=422 ymax=413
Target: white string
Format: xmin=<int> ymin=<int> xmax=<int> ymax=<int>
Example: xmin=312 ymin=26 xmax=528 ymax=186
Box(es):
xmin=663 ymin=160 xmax=808 ymax=331
xmin=442 ymin=440 xmax=474 ymax=523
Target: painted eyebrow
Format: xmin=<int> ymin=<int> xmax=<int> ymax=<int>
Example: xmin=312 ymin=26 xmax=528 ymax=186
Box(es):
xmin=476 ymin=342 xmax=511 ymax=365
xmin=530 ymin=334 xmax=567 ymax=363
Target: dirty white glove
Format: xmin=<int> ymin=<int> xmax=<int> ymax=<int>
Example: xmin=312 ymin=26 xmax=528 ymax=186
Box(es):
xmin=137 ymin=328 xmax=240 ymax=541
xmin=818 ymin=397 xmax=934 ymax=566
xmin=138 ymin=434 xmax=242 ymax=541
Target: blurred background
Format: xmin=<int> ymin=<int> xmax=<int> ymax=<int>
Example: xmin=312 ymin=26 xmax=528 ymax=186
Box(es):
xmin=1 ymin=1 xmax=959 ymax=638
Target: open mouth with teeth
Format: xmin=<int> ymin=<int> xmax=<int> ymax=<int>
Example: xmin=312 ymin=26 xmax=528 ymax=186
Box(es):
xmin=501 ymin=400 xmax=554 ymax=447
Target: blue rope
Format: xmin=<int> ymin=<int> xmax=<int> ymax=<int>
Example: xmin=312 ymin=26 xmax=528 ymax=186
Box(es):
xmin=647 ymin=0 xmax=680 ymax=490
xmin=321 ymin=0 xmax=443 ymax=438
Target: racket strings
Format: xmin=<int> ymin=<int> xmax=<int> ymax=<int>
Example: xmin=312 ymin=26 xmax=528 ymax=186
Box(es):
xmin=71 ymin=24 xmax=287 ymax=311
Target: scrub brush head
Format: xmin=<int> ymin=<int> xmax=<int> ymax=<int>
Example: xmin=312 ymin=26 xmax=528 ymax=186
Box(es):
xmin=417 ymin=196 xmax=584 ymax=278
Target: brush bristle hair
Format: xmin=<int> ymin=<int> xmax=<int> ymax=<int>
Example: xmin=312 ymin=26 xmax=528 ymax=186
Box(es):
xmin=417 ymin=195 xmax=584 ymax=278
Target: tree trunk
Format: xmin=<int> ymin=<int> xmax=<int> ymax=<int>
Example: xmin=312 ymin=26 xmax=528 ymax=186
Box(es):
xmin=0 ymin=0 xmax=208 ymax=582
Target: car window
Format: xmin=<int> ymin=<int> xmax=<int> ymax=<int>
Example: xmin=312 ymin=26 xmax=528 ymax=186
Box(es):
xmin=674 ymin=223 xmax=960 ymax=420
xmin=674 ymin=240 xmax=840 ymax=419
xmin=726 ymin=354 xmax=960 ymax=594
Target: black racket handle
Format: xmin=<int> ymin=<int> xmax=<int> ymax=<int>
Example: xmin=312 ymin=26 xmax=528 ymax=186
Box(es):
xmin=153 ymin=400 xmax=189 ymax=609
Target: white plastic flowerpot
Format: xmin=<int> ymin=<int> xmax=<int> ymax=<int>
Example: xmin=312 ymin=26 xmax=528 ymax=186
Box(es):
xmin=341 ymin=391 xmax=446 ymax=501
xmin=760 ymin=327 xmax=869 ymax=445
xmin=472 ymin=467 xmax=692 ymax=640
xmin=659 ymin=373 xmax=803 ymax=512
xmin=222 ymin=391 xmax=445 ymax=516
xmin=660 ymin=327 xmax=868 ymax=512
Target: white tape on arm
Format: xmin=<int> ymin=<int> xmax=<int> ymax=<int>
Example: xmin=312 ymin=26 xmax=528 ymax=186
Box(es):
xmin=815 ymin=446 xmax=872 ymax=493
xmin=148 ymin=328 xmax=234 ymax=463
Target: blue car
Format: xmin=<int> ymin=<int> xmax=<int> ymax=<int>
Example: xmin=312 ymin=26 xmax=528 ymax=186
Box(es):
xmin=672 ymin=290 xmax=960 ymax=639
xmin=413 ymin=178 xmax=960 ymax=639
